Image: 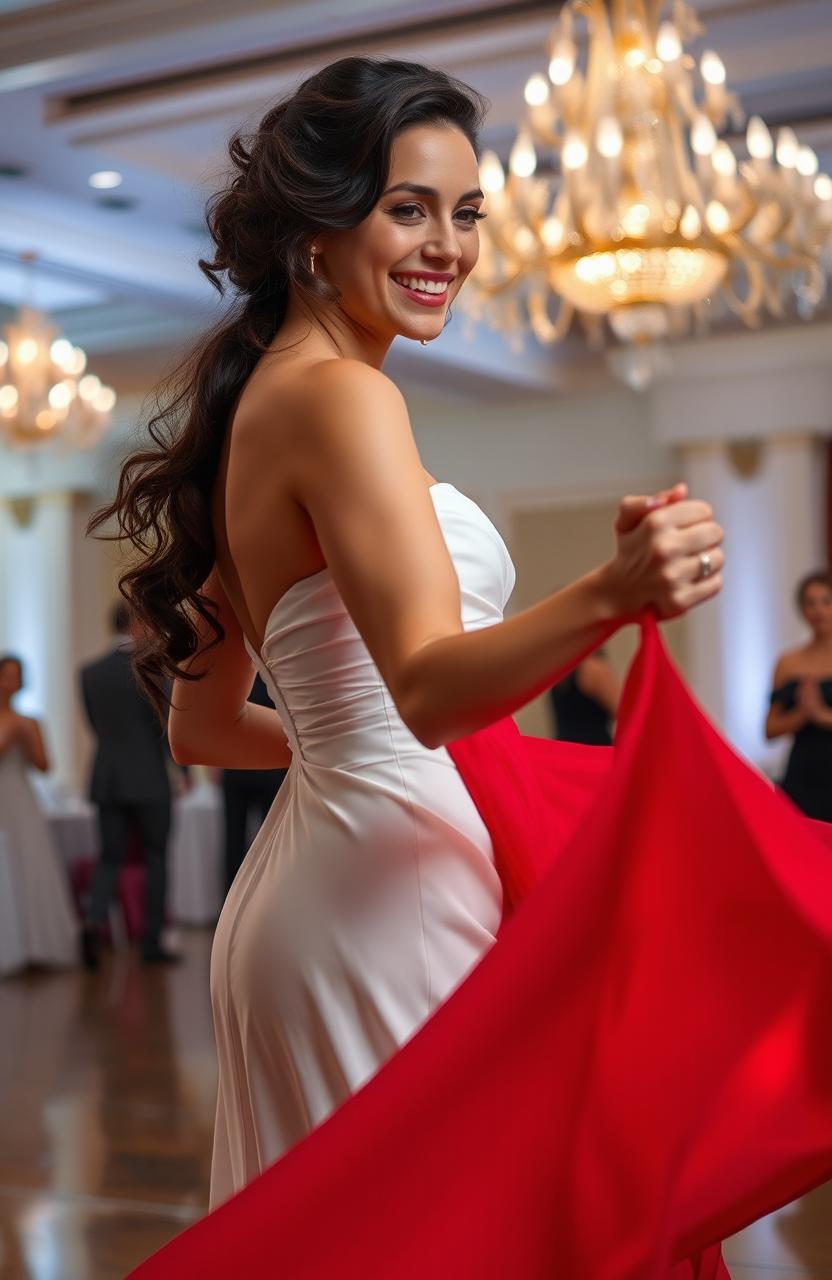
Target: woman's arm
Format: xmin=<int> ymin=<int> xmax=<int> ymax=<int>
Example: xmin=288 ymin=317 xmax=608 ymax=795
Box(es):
xmin=575 ymin=654 xmax=621 ymax=719
xmin=18 ymin=717 xmax=50 ymax=772
xmin=765 ymin=658 xmax=808 ymax=741
xmin=287 ymin=359 xmax=724 ymax=749
xmin=168 ymin=570 xmax=293 ymax=768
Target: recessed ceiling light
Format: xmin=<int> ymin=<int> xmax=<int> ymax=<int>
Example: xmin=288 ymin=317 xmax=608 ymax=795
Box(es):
xmin=89 ymin=170 xmax=123 ymax=190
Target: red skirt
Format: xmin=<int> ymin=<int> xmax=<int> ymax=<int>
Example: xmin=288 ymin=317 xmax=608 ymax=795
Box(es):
xmin=129 ymin=618 xmax=832 ymax=1278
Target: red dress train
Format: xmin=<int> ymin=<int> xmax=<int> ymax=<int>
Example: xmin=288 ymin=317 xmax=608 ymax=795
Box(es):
xmin=129 ymin=619 xmax=832 ymax=1278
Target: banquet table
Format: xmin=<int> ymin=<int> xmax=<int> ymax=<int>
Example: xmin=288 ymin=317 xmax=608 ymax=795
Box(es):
xmin=46 ymin=784 xmax=224 ymax=926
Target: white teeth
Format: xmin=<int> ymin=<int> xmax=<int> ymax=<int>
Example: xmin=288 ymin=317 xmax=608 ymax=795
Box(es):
xmin=393 ymin=275 xmax=448 ymax=295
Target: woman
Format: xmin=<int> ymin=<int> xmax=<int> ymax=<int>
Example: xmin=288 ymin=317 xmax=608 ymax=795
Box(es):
xmin=767 ymin=569 xmax=832 ymax=820
xmin=96 ymin=58 xmax=832 ymax=1280
xmin=549 ymin=649 xmax=620 ymax=746
xmin=0 ymin=655 xmax=77 ymax=971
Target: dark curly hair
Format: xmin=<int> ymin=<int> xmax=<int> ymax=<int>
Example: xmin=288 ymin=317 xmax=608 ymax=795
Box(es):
xmin=795 ymin=569 xmax=832 ymax=612
xmin=89 ymin=56 xmax=488 ymax=716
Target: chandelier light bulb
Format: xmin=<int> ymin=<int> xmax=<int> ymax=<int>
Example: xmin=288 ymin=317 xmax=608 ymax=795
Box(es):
xmin=78 ymin=374 xmax=102 ymax=401
xmin=596 ymin=116 xmax=623 ymax=159
xmin=814 ymin=174 xmax=832 ymax=201
xmin=69 ymin=347 xmax=87 ymax=376
xmin=524 ymin=74 xmax=550 ymax=107
xmin=49 ymin=337 xmax=74 ymax=368
xmin=48 ymin=382 xmax=73 ymax=411
xmin=712 ymin=141 xmax=737 ymax=178
xmin=541 ymin=215 xmax=566 ymax=249
xmin=548 ymin=38 xmax=576 ymax=86
xmin=0 ymin=384 xmax=19 ymax=413
xmin=700 ymin=51 xmax=726 ymax=85
xmin=510 ymin=130 xmax=537 ymax=178
xmin=746 ymin=116 xmax=773 ymax=161
xmin=624 ymin=47 xmax=647 ymax=69
xmin=620 ymin=203 xmax=651 ymax=237
xmin=680 ymin=205 xmax=702 ymax=239
xmin=656 ymin=22 xmax=682 ymax=62
xmin=776 ymin=128 xmax=799 ymax=169
xmin=35 ymin=409 xmax=58 ymax=432
xmin=0 ymin=340 xmax=7 ymax=366
xmin=562 ymin=132 xmax=588 ymax=170
xmin=691 ymin=115 xmax=718 ymax=157
xmin=16 ymin=338 xmax=39 ymax=364
xmin=93 ymin=386 xmax=116 ymax=414
xmin=796 ymin=146 xmax=819 ymax=177
xmin=479 ymin=151 xmax=505 ymax=194
xmin=512 ymin=226 xmax=536 ymax=257
xmin=705 ymin=200 xmax=731 ymax=235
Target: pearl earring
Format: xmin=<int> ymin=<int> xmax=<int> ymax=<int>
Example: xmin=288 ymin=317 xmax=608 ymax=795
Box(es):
xmin=420 ymin=339 xmax=428 ymax=346
xmin=309 ymin=248 xmax=318 ymax=274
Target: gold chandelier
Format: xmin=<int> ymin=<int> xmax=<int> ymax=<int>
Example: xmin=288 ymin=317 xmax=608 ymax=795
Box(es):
xmin=463 ymin=0 xmax=832 ymax=384
xmin=0 ymin=254 xmax=116 ymax=450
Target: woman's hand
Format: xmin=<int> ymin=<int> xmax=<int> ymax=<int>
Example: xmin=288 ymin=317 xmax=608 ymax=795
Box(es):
xmin=796 ymin=678 xmax=822 ymax=719
xmin=600 ymin=483 xmax=725 ymax=622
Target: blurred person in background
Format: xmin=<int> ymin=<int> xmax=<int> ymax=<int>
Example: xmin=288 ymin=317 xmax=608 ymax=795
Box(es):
xmin=0 ymin=654 xmax=77 ymax=970
xmin=221 ymin=673 xmax=287 ymax=895
xmin=549 ymin=648 xmax=620 ymax=746
xmin=766 ymin=569 xmax=832 ymax=821
xmin=79 ymin=602 xmax=179 ymax=968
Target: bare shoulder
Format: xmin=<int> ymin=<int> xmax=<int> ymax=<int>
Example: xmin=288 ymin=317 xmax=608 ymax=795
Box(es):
xmin=279 ymin=358 xmax=420 ymax=496
xmin=772 ymin=648 xmax=804 ymax=684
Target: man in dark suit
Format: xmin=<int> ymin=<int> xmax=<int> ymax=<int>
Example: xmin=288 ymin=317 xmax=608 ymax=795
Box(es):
xmin=80 ymin=601 xmax=178 ymax=967
xmin=221 ymin=674 xmax=287 ymax=895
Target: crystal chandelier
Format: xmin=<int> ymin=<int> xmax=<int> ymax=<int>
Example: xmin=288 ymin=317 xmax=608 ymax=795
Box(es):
xmin=0 ymin=254 xmax=116 ymax=449
xmin=462 ymin=0 xmax=832 ymax=387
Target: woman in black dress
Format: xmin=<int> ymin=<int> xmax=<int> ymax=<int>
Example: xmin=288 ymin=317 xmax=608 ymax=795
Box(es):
xmin=549 ymin=649 xmax=620 ymax=747
xmin=766 ymin=569 xmax=832 ymax=820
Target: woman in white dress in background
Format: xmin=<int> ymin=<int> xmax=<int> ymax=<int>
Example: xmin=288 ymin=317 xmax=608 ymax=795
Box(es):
xmin=0 ymin=655 xmax=77 ymax=972
xmin=92 ymin=56 xmax=725 ymax=1220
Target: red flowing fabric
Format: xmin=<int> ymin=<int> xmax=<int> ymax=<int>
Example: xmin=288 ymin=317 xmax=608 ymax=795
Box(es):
xmin=129 ymin=618 xmax=832 ymax=1279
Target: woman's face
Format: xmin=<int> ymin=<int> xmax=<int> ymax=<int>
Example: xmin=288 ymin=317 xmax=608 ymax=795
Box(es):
xmin=0 ymin=661 xmax=22 ymax=698
xmin=318 ymin=123 xmax=484 ymax=345
xmin=801 ymin=581 xmax=832 ymax=638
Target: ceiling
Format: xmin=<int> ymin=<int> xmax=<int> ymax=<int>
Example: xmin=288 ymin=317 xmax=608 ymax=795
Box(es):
xmin=1 ymin=0 xmax=831 ymax=398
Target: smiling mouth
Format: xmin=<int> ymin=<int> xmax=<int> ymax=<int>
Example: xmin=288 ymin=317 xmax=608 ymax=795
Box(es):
xmin=390 ymin=274 xmax=451 ymax=306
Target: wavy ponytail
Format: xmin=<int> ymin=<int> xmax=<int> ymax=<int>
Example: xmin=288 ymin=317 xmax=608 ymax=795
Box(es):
xmin=89 ymin=56 xmax=486 ymax=717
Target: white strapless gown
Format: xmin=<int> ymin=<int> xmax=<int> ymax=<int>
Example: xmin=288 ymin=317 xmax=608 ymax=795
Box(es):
xmin=0 ymin=742 xmax=78 ymax=973
xmin=209 ymin=483 xmax=516 ymax=1205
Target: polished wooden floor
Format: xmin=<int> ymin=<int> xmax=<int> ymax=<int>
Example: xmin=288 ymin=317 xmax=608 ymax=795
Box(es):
xmin=0 ymin=931 xmax=830 ymax=1279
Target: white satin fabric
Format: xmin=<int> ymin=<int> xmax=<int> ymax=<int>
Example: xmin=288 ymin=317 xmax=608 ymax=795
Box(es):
xmin=209 ymin=483 xmax=516 ymax=1204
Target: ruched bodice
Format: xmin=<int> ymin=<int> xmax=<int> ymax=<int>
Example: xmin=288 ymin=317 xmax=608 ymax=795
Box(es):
xmin=210 ymin=481 xmax=516 ymax=1205
xmin=244 ymin=483 xmax=515 ymax=769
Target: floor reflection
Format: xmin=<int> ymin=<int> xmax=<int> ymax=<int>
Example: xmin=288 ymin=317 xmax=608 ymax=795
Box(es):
xmin=0 ymin=931 xmax=215 ymax=1279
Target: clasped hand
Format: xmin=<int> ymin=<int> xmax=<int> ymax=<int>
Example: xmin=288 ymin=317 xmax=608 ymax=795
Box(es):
xmin=604 ymin=482 xmax=725 ymax=621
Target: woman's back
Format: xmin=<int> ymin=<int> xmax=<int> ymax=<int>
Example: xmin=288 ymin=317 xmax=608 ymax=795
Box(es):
xmin=208 ymin=480 xmax=515 ymax=1204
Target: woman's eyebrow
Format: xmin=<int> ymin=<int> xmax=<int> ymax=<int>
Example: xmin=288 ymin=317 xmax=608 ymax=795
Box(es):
xmin=382 ymin=182 xmax=484 ymax=202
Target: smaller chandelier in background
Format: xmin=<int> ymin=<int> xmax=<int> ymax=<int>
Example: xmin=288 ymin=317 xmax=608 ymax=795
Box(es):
xmin=461 ymin=0 xmax=832 ymax=388
xmin=0 ymin=254 xmax=116 ymax=450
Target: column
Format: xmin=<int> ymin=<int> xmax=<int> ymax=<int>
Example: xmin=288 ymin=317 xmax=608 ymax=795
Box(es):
xmin=679 ymin=434 xmax=825 ymax=769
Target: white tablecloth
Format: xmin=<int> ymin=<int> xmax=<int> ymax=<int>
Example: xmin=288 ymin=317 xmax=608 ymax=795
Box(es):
xmin=168 ymin=785 xmax=223 ymax=925
xmin=0 ymin=831 xmax=27 ymax=976
xmin=45 ymin=786 xmax=224 ymax=926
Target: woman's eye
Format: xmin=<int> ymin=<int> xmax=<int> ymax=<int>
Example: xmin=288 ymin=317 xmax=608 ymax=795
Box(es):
xmin=390 ymin=204 xmax=487 ymax=224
